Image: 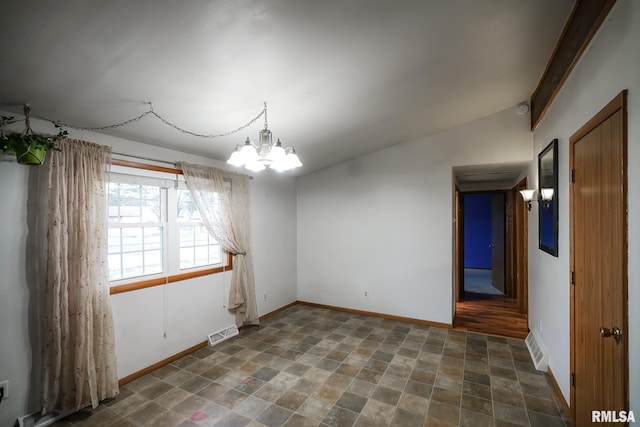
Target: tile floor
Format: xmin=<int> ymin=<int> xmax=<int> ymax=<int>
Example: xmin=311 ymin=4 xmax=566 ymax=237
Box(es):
xmin=53 ymin=304 xmax=570 ymax=426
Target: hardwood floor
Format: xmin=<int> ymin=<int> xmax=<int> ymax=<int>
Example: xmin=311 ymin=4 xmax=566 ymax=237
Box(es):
xmin=454 ymin=293 xmax=529 ymax=339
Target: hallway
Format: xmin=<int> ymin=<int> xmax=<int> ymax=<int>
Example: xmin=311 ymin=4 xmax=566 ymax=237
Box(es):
xmin=454 ymin=294 xmax=528 ymax=340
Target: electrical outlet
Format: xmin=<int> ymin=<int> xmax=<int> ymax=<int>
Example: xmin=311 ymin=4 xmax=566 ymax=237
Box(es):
xmin=0 ymin=380 xmax=8 ymax=400
xmin=364 ymin=290 xmax=368 ymax=297
xmin=263 ymin=293 xmax=267 ymax=301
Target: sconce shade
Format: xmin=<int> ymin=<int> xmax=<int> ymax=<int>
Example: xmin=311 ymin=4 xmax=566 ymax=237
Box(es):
xmin=519 ymin=189 xmax=537 ymax=202
xmin=540 ymin=188 xmax=554 ymax=201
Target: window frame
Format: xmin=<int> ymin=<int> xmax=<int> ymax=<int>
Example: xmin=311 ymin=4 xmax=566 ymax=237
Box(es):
xmin=108 ymin=159 xmax=232 ymax=296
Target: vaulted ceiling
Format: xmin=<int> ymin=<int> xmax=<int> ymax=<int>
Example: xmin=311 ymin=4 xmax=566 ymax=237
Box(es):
xmin=0 ymin=0 xmax=573 ymax=175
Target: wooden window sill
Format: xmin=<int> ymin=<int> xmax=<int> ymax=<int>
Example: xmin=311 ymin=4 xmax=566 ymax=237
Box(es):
xmin=110 ymin=253 xmax=233 ymax=295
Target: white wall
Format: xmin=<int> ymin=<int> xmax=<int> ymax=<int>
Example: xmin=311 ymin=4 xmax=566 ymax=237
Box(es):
xmin=0 ymin=118 xmax=297 ymax=426
xmin=528 ymin=0 xmax=640 ymax=409
xmin=297 ymin=106 xmax=532 ymax=324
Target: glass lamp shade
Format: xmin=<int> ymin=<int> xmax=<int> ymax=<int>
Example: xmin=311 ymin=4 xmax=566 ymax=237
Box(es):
xmin=519 ymin=189 xmax=537 ymax=202
xmin=226 ymin=147 xmax=246 ymax=166
xmin=266 ymin=139 xmax=287 ymax=164
xmin=540 ymin=188 xmax=554 ymax=201
xmin=239 ymin=140 xmax=259 ymax=164
xmin=285 ymin=149 xmax=302 ymax=169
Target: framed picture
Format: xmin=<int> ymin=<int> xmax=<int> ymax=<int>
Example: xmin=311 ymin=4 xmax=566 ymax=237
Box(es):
xmin=539 ymin=139 xmax=558 ymax=256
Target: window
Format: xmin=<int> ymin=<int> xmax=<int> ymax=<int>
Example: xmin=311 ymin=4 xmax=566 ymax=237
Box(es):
xmin=108 ymin=164 xmax=229 ymax=290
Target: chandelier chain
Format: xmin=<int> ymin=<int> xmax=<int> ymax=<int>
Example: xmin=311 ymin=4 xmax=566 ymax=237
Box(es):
xmin=31 ymin=103 xmax=267 ymax=139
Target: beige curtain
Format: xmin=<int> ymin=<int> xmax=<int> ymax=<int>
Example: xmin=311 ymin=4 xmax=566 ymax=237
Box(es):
xmin=179 ymin=162 xmax=258 ymax=326
xmin=42 ymin=139 xmax=118 ymax=413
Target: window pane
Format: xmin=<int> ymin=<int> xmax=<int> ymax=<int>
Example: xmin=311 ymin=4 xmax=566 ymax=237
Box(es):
xmin=195 ymin=246 xmax=209 ymax=265
xmin=122 ymin=252 xmax=143 ymax=278
xmin=177 ymin=189 xmax=197 ymax=222
xmin=180 ymin=247 xmax=195 ymax=269
xmin=144 ymin=227 xmax=162 ymax=250
xmin=108 ymin=228 xmax=121 ymax=254
xmin=194 ymin=226 xmax=210 ymax=245
xmin=179 ymin=226 xmax=194 ymax=247
xmin=122 ymin=228 xmax=143 ymax=252
xmin=144 ymin=250 xmax=163 ymax=275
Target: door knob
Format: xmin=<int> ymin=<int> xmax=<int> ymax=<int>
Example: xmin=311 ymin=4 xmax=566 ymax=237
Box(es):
xmin=600 ymin=326 xmax=622 ymax=342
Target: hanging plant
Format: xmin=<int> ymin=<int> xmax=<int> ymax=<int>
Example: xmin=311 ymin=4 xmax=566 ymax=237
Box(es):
xmin=1 ymin=106 xmax=68 ymax=165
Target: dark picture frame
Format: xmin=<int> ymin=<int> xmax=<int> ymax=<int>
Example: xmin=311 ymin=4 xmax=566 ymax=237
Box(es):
xmin=539 ymin=139 xmax=558 ymax=256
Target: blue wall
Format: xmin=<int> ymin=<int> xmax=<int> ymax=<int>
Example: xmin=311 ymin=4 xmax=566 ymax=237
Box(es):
xmin=464 ymin=194 xmax=492 ymax=269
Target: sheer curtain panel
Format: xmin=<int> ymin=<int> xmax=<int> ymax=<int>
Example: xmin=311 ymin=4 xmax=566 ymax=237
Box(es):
xmin=42 ymin=139 xmax=119 ymax=413
xmin=179 ymin=162 xmax=259 ymax=326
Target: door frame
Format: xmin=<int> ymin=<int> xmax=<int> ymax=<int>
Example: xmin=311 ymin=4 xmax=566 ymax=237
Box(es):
xmin=512 ymin=177 xmax=529 ymax=314
xmin=569 ymin=90 xmax=628 ymax=421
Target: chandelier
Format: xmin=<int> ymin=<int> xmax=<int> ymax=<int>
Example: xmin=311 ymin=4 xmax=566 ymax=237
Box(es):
xmin=226 ymin=102 xmax=302 ymax=172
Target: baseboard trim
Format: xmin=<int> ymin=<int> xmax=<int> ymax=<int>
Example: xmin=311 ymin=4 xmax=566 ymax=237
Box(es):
xmin=259 ymin=301 xmax=298 ymax=321
xmin=118 ymin=340 xmax=208 ymax=386
xmin=547 ymin=367 xmax=571 ymax=420
xmin=296 ymin=300 xmax=452 ymax=329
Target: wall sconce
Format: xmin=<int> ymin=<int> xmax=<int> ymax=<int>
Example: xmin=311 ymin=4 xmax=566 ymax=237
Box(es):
xmin=519 ymin=188 xmax=554 ymax=211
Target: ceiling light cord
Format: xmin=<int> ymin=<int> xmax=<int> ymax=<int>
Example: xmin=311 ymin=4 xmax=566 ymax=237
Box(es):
xmin=29 ymin=102 xmax=267 ymax=139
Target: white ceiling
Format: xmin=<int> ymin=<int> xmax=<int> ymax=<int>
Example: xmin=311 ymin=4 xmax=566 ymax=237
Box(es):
xmin=0 ymin=0 xmax=572 ymax=175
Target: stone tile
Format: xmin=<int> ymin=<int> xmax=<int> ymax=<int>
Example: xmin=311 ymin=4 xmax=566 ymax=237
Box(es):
xmin=282 ymin=413 xmax=317 ymax=427
xmin=528 ymin=410 xmax=566 ymax=427
xmin=336 ymin=391 xmax=368 ymax=413
xmin=195 ymin=382 xmax=229 ymax=402
xmin=325 ymin=373 xmax=352 ymax=390
xmin=461 ymin=394 xmax=492 ymax=416
xmin=492 ymin=387 xmax=525 ymax=408
xmin=145 ymin=409 xmax=191 ymax=427
xmin=321 ymin=406 xmax=359 ymax=427
xmin=356 ymin=368 xmax=383 ymax=384
xmin=275 ymin=390 xmax=308 ymax=411
xmin=213 ymin=389 xmax=248 ymax=410
xmin=409 ymin=369 xmax=436 ymax=384
xmin=390 ymin=408 xmax=426 ymax=427
xmin=494 ymin=402 xmax=529 ymax=426
xmin=233 ymin=396 xmax=271 ymax=419
xmin=404 ymin=380 xmax=433 ymax=398
xmin=256 ymin=404 xmax=293 ymax=427
xmin=524 ymin=395 xmax=561 ymax=417
xmin=353 ymin=414 xmax=388 ymax=427
xmin=251 ymin=366 xmax=280 ymax=381
xmin=235 ymin=377 xmax=265 ymax=395
xmin=312 ymin=384 xmax=343 ymax=404
xmin=431 ymin=387 xmax=461 ymax=406
xmin=347 ymin=379 xmax=377 ymax=398
xmin=462 ymin=381 xmax=492 ymax=401
xmin=464 ymin=370 xmax=490 ymax=386
xmin=213 ymin=412 xmax=251 ymax=426
xmin=139 ymin=380 xmax=174 ymax=400
xmin=371 ymin=386 xmax=401 ymax=406
xmin=491 ymin=366 xmax=518 ymax=381
xmin=427 ymin=400 xmax=460 ymax=425
xmin=297 ymin=397 xmax=332 ymax=421
xmin=201 ymin=366 xmax=231 ymax=381
xmin=360 ymin=399 xmax=396 ymax=424
xmin=179 ymin=376 xmax=213 ymax=394
xmin=397 ymin=392 xmax=429 ymax=416
xmin=460 ymin=408 xmax=494 ymax=427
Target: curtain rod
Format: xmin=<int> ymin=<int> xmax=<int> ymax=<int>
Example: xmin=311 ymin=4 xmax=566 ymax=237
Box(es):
xmin=111 ymin=151 xmax=253 ymax=179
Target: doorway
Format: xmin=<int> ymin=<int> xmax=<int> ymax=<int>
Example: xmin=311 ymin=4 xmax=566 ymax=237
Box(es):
xmin=570 ymin=91 xmax=628 ymax=424
xmin=454 ymin=183 xmax=529 ymax=339
xmin=462 ymin=192 xmax=505 ymax=295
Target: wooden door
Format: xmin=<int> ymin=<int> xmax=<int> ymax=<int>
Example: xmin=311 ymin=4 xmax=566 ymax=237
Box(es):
xmin=491 ymin=194 xmax=505 ymax=293
xmin=571 ymin=91 xmax=628 ymax=424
